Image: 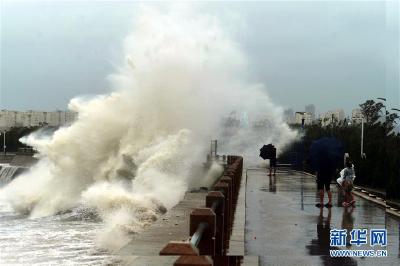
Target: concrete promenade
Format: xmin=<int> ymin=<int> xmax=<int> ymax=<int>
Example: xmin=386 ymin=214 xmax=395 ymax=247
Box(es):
xmin=117 ymin=188 xmax=257 ymax=265
xmin=245 ymin=168 xmax=400 ymax=266
xmin=117 ymin=191 xmax=207 ymax=264
xmin=117 ymin=167 xmax=258 ymax=265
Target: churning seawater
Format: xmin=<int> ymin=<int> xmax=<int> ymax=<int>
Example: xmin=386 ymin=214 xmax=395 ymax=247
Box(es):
xmin=0 ymin=199 xmax=117 ymax=265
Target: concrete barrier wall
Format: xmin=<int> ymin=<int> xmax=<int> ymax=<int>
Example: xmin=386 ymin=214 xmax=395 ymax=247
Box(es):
xmin=160 ymin=155 xmax=244 ymax=266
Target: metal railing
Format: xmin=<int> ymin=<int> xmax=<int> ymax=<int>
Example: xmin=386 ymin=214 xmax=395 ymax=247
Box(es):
xmin=190 ymin=222 xmax=208 ymax=247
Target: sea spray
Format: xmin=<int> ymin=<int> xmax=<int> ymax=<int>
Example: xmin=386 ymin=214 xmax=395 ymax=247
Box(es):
xmin=2 ymin=5 xmax=297 ymax=249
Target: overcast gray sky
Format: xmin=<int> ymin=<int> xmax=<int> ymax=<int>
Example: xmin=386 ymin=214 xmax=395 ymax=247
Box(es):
xmin=1 ymin=0 xmax=399 ymax=116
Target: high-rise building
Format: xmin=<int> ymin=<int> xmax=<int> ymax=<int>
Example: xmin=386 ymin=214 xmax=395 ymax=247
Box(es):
xmin=295 ymin=112 xmax=312 ymax=125
xmin=283 ymin=108 xmax=294 ymax=124
xmin=351 ymin=108 xmax=364 ymax=124
xmin=0 ymin=110 xmax=17 ymax=129
xmin=305 ymin=104 xmax=316 ymax=121
xmin=320 ymin=109 xmax=345 ymax=126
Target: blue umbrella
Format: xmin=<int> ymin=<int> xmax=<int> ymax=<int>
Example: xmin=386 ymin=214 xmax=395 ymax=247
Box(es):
xmin=309 ymin=137 xmax=344 ymax=173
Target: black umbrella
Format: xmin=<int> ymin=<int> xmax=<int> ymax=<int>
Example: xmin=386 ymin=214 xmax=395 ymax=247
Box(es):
xmin=309 ymin=137 xmax=344 ymax=172
xmin=260 ymin=144 xmax=276 ymax=160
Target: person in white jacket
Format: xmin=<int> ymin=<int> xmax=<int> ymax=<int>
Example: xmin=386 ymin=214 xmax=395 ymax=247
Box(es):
xmin=338 ymin=160 xmax=356 ymax=206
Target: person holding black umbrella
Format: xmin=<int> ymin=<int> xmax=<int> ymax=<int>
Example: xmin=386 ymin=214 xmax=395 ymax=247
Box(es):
xmin=259 ymin=144 xmax=277 ymax=176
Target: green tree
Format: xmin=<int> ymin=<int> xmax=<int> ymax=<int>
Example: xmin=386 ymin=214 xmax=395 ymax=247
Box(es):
xmin=359 ymin=100 xmax=384 ymax=124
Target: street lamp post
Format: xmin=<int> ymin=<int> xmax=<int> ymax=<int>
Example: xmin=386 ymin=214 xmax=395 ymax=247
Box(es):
xmin=361 ymin=116 xmax=365 ymax=158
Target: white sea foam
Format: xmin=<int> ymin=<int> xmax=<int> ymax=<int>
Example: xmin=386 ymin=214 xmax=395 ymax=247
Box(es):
xmin=2 ymin=5 xmax=296 ymax=249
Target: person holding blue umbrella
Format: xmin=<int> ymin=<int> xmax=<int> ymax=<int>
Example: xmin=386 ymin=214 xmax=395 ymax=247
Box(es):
xmin=315 ymin=154 xmax=336 ymax=208
xmin=309 ymin=137 xmax=344 ymax=208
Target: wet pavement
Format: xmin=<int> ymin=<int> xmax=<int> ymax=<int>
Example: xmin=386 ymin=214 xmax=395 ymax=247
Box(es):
xmin=118 ymin=191 xmax=207 ymax=258
xmin=245 ymin=168 xmax=400 ymax=266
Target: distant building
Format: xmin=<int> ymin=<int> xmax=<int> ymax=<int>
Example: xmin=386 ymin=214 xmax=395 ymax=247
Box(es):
xmin=351 ymin=108 xmax=364 ymax=124
xmin=320 ymin=109 xmax=345 ymax=126
xmin=0 ymin=110 xmax=77 ymax=130
xmin=0 ymin=110 xmax=17 ymax=129
xmin=283 ymin=108 xmax=295 ymax=124
xmin=295 ymin=112 xmax=312 ymax=125
xmin=305 ymin=104 xmax=316 ymax=121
